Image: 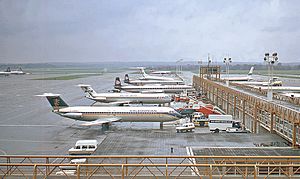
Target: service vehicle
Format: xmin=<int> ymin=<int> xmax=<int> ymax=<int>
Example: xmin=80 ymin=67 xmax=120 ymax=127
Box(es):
xmin=68 ymin=140 xmax=98 ymax=155
xmin=208 ymin=115 xmax=241 ymax=133
xmin=192 ymin=112 xmax=208 ymax=127
xmin=176 ymin=123 xmax=195 ymax=133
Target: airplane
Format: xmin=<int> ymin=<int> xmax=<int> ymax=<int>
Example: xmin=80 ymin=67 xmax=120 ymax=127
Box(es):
xmin=280 ymin=92 xmax=300 ymax=98
xmin=150 ymin=70 xmax=172 ymax=75
xmin=124 ymin=74 xmax=184 ymax=86
xmin=78 ymin=84 xmax=173 ymax=105
xmin=0 ymin=68 xmax=10 ymax=76
xmin=115 ymin=77 xmax=194 ymax=93
xmin=250 ymin=86 xmax=300 ymax=92
xmin=1 ymin=67 xmax=27 ymax=75
xmin=137 ymin=67 xmax=178 ymax=81
xmin=231 ymin=77 xmax=283 ymax=86
xmin=222 ymin=67 xmax=254 ymax=81
xmin=9 ymin=67 xmax=26 ymax=75
xmin=38 ymin=93 xmax=182 ymax=126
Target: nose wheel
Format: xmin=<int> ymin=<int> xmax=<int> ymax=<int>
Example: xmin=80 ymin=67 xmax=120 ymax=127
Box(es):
xmin=102 ymin=123 xmax=110 ymax=130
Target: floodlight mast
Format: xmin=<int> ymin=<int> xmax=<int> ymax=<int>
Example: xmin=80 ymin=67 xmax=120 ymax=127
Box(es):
xmin=264 ymin=52 xmax=279 ymax=101
xmin=223 ymin=56 xmax=232 ymax=86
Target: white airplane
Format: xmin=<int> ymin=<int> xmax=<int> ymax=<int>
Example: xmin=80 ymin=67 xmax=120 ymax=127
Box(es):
xmin=250 ymin=86 xmax=300 ymax=92
xmin=150 ymin=70 xmax=172 ymax=75
xmin=280 ymin=92 xmax=300 ymax=98
xmin=8 ymin=67 xmax=27 ymax=75
xmin=38 ymin=93 xmax=182 ymax=126
xmin=231 ymin=77 xmax=282 ymax=86
xmin=222 ymin=67 xmax=254 ymax=81
xmin=0 ymin=68 xmax=10 ymax=76
xmin=124 ymin=74 xmax=184 ymax=86
xmin=78 ymin=84 xmax=173 ymax=105
xmin=115 ymin=77 xmax=194 ymax=94
xmin=137 ymin=67 xmax=177 ymax=81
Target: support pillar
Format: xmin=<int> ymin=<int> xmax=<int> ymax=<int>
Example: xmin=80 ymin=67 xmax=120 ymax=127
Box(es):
xmin=270 ymin=112 xmax=274 ymax=133
xmin=160 ymin=122 xmax=163 ymax=130
xmin=253 ymin=104 xmax=258 ymax=133
xmin=216 ymin=88 xmax=219 ymax=107
xmin=242 ymin=100 xmax=246 ymax=129
xmin=292 ymin=123 xmax=298 ymax=148
xmin=226 ymin=93 xmax=230 ymax=114
xmin=233 ymin=96 xmax=237 ymax=119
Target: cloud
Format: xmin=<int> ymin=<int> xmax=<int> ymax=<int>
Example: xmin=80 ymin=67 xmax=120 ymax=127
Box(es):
xmin=0 ymin=0 xmax=299 ymax=63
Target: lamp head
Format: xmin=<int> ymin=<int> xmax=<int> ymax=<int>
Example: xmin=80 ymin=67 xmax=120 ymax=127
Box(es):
xmin=265 ymin=53 xmax=270 ymax=57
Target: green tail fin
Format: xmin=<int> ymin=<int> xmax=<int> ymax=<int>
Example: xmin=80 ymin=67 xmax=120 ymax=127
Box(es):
xmin=37 ymin=93 xmax=69 ymax=109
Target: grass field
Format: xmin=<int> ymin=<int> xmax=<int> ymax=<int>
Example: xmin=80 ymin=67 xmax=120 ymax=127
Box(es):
xmin=28 ymin=68 xmax=126 ymax=74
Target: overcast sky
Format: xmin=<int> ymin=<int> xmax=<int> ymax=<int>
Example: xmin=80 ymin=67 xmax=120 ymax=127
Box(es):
xmin=0 ymin=0 xmax=299 ymax=63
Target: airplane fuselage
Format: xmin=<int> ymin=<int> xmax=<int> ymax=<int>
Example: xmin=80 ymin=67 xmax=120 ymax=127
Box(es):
xmin=126 ymin=80 xmax=184 ymax=86
xmin=89 ymin=93 xmax=172 ymax=104
xmin=117 ymin=85 xmax=193 ymax=93
xmin=223 ymin=77 xmax=253 ymax=81
xmin=55 ymin=106 xmax=181 ymax=122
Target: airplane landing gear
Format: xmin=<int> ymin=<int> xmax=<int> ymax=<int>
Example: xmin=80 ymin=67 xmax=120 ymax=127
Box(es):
xmin=102 ymin=123 xmax=110 ymax=131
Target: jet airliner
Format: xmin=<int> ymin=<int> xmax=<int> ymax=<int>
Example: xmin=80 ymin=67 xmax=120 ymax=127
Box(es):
xmin=115 ymin=77 xmax=193 ymax=94
xmin=222 ymin=67 xmax=254 ymax=81
xmin=137 ymin=67 xmax=177 ymax=81
xmin=38 ymin=93 xmax=182 ymax=126
xmin=78 ymin=84 xmax=173 ymax=105
xmin=124 ymin=74 xmax=184 ymax=86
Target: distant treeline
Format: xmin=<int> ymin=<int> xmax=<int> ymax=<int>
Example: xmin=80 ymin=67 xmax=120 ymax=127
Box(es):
xmin=0 ymin=63 xmax=56 ymax=69
xmin=149 ymin=63 xmax=300 ymax=71
xmin=1 ymin=62 xmax=300 ymax=71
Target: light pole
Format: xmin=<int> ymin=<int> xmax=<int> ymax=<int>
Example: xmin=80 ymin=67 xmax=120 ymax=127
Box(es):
xmin=264 ymin=52 xmax=278 ymax=101
xmin=207 ymin=54 xmax=212 ymax=79
xmin=176 ymin=59 xmax=183 ymax=74
xmin=198 ymin=59 xmax=202 ymax=77
xmin=223 ymin=57 xmax=232 ymax=86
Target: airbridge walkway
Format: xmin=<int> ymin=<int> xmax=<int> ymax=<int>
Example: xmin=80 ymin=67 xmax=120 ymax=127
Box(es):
xmin=1 ymin=155 xmax=300 ymax=178
xmin=193 ymin=75 xmax=300 ymax=148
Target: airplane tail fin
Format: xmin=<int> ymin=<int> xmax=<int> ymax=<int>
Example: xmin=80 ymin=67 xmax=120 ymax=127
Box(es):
xmin=140 ymin=68 xmax=147 ymax=78
xmin=114 ymin=77 xmax=122 ymax=89
xmin=78 ymin=84 xmax=97 ymax=98
xmin=37 ymin=93 xmax=69 ymax=110
xmin=5 ymin=67 xmax=11 ymax=72
xmin=124 ymin=74 xmax=130 ymax=83
xmin=248 ymin=67 xmax=254 ymax=76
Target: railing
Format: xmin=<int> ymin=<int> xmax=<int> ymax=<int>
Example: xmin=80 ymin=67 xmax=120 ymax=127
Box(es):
xmin=1 ymin=155 xmax=300 ymax=178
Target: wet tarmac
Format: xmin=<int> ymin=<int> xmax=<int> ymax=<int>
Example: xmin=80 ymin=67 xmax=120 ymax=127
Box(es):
xmin=0 ymin=70 xmax=296 ymax=156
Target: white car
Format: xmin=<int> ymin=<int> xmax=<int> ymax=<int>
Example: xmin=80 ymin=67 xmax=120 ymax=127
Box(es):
xmin=176 ymin=123 xmax=195 ymax=133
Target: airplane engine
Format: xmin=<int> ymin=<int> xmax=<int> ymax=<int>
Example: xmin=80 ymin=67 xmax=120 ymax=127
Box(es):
xmin=62 ymin=113 xmax=83 ymax=119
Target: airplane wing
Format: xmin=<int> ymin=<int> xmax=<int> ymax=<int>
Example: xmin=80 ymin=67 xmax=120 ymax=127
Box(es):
xmin=92 ymin=101 xmax=132 ymax=106
xmin=89 ymin=96 xmax=107 ymax=101
xmin=141 ymin=90 xmax=164 ymax=93
xmin=80 ymin=117 xmax=121 ymax=126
